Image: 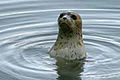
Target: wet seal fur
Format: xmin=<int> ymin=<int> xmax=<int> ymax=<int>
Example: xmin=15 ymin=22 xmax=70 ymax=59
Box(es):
xmin=49 ymin=11 xmax=86 ymax=60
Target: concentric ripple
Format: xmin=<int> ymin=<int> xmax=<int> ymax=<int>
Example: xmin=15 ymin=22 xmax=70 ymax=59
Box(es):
xmin=0 ymin=0 xmax=120 ymax=80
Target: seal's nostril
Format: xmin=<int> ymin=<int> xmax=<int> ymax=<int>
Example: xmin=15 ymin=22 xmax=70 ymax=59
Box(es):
xmin=63 ymin=17 xmax=67 ymax=20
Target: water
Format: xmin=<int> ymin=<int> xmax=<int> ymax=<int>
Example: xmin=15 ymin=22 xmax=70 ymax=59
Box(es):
xmin=0 ymin=0 xmax=120 ymax=80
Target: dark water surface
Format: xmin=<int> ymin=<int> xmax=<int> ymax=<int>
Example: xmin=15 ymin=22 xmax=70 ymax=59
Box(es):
xmin=0 ymin=0 xmax=120 ymax=80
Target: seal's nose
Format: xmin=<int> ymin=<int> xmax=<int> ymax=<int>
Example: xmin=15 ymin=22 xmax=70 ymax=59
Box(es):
xmin=63 ymin=17 xmax=67 ymax=20
xmin=62 ymin=15 xmax=70 ymax=20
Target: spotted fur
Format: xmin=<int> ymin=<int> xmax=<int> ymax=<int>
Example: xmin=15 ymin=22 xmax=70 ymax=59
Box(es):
xmin=49 ymin=11 xmax=86 ymax=60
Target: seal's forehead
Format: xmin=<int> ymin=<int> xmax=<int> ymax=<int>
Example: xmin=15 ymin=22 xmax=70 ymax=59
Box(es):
xmin=70 ymin=12 xmax=81 ymax=17
xmin=60 ymin=12 xmax=81 ymax=18
xmin=58 ymin=11 xmax=82 ymax=21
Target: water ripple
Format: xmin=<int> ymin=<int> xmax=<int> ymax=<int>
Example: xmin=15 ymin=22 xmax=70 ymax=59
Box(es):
xmin=0 ymin=0 xmax=120 ymax=80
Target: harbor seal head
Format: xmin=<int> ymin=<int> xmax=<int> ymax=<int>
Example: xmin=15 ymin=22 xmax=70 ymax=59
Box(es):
xmin=58 ymin=12 xmax=82 ymax=38
xmin=49 ymin=11 xmax=86 ymax=60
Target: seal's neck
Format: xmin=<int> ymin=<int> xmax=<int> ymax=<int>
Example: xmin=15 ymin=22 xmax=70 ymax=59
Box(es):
xmin=57 ymin=27 xmax=82 ymax=42
xmin=56 ymin=30 xmax=83 ymax=44
xmin=53 ymin=31 xmax=83 ymax=51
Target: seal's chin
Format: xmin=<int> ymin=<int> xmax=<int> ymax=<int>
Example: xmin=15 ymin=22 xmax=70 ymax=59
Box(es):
xmin=59 ymin=23 xmax=73 ymax=33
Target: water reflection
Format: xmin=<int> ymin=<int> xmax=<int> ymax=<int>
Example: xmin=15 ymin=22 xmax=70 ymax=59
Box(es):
xmin=55 ymin=58 xmax=84 ymax=80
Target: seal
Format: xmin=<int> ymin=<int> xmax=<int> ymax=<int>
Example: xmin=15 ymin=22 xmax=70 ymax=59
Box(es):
xmin=49 ymin=11 xmax=86 ymax=60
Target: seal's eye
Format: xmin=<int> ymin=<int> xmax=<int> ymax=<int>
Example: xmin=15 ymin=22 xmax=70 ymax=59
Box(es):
xmin=59 ymin=13 xmax=65 ymax=18
xmin=71 ymin=15 xmax=77 ymax=20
